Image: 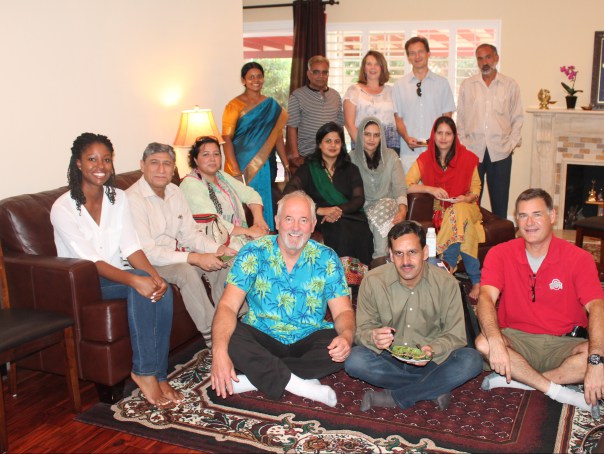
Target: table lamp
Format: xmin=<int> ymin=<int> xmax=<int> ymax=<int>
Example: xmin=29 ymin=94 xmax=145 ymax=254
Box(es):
xmin=173 ymin=106 xmax=224 ymax=174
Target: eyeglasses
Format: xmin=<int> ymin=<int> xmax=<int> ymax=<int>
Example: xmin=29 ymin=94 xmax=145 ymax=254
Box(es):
xmin=416 ymin=81 xmax=422 ymax=97
xmin=311 ymin=70 xmax=329 ymax=76
xmin=194 ymin=136 xmax=219 ymax=148
xmin=529 ymin=273 xmax=536 ymax=303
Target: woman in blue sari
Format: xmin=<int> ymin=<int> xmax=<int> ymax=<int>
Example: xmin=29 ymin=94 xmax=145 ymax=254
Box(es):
xmin=222 ymin=62 xmax=289 ymax=231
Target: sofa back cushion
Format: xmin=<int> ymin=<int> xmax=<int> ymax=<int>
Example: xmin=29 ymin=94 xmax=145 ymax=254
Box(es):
xmin=0 ymin=187 xmax=67 ymax=256
xmin=0 ymin=168 xmax=181 ymax=257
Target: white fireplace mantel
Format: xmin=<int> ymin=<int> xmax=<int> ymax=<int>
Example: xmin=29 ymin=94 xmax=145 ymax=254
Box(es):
xmin=527 ymin=108 xmax=604 ymax=228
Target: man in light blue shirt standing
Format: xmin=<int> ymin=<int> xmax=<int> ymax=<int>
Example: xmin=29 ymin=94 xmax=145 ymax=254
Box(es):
xmin=393 ymin=36 xmax=456 ymax=173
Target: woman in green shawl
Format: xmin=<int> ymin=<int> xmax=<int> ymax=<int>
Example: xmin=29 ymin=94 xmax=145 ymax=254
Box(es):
xmin=283 ymin=122 xmax=374 ymax=265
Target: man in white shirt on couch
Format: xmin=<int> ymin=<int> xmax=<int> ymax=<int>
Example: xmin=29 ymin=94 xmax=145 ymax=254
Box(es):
xmin=127 ymin=143 xmax=237 ymax=348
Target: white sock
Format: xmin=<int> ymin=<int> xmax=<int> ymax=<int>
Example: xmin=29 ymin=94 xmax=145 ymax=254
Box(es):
xmin=545 ymin=382 xmax=591 ymax=411
xmin=481 ymin=373 xmax=535 ymax=391
xmin=285 ymin=374 xmax=337 ymax=407
xmin=231 ymin=374 xmax=257 ymax=394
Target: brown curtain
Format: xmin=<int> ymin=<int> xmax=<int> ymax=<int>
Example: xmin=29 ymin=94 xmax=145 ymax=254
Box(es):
xmin=289 ymin=0 xmax=326 ymax=94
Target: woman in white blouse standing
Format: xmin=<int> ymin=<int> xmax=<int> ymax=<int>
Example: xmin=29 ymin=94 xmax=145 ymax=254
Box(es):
xmin=343 ymin=50 xmax=400 ymax=155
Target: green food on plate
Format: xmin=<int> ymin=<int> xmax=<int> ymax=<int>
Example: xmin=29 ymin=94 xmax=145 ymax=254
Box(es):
xmin=390 ymin=345 xmax=429 ymax=360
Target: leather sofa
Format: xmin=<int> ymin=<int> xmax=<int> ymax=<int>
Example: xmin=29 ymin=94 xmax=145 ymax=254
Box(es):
xmin=0 ymin=169 xmax=199 ymax=402
xmin=406 ymin=193 xmax=516 ymax=265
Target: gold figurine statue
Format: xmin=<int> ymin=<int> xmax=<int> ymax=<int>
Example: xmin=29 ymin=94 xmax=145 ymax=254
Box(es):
xmin=587 ymin=180 xmax=597 ymax=202
xmin=538 ymin=89 xmax=557 ymax=109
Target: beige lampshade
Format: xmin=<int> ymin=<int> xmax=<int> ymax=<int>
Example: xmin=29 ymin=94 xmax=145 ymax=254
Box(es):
xmin=173 ymin=106 xmax=224 ymax=146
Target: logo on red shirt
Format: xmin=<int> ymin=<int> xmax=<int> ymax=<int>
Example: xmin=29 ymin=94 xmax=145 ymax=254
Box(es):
xmin=549 ymin=278 xmax=563 ymax=290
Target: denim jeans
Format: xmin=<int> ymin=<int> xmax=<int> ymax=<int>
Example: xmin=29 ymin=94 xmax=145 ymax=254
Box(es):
xmin=345 ymin=345 xmax=482 ymax=409
xmin=441 ymin=242 xmax=481 ymax=285
xmin=99 ymin=269 xmax=173 ymax=381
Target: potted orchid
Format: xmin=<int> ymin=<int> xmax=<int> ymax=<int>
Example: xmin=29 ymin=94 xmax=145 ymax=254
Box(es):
xmin=560 ymin=65 xmax=583 ymax=109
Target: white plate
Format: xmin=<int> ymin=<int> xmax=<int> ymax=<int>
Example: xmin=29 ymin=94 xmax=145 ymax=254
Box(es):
xmin=391 ymin=354 xmax=431 ymax=364
xmin=389 ymin=347 xmax=431 ymax=363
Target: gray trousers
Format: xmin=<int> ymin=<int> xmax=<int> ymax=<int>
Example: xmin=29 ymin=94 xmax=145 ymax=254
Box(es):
xmin=369 ymin=221 xmax=388 ymax=259
xmin=156 ymin=263 xmax=229 ymax=336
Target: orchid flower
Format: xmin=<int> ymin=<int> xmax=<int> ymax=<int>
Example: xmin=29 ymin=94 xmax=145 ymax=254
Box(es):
xmin=560 ymin=65 xmax=583 ymax=96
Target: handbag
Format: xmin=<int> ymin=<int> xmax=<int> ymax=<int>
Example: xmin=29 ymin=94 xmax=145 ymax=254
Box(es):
xmin=340 ymin=256 xmax=368 ymax=286
xmin=192 ymin=214 xmax=230 ymax=246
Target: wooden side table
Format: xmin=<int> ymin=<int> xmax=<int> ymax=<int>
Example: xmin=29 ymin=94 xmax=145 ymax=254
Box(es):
xmin=586 ymin=200 xmax=604 ymax=217
xmin=575 ymin=216 xmax=604 ymax=280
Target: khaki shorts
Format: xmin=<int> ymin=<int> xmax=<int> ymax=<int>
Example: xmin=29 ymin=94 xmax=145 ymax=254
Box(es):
xmin=500 ymin=328 xmax=586 ymax=373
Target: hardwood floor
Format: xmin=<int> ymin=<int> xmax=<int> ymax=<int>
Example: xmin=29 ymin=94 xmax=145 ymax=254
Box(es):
xmin=3 ymin=369 xmax=202 ymax=453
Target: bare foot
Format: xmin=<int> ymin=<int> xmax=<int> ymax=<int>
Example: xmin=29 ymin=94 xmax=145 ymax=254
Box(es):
xmin=469 ymin=283 xmax=480 ymax=300
xmin=131 ymin=372 xmax=172 ymax=407
xmin=159 ymin=381 xmax=184 ymax=403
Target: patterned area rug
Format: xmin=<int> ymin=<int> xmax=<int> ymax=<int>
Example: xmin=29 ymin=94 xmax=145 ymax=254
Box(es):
xmin=77 ymin=348 xmax=603 ymax=453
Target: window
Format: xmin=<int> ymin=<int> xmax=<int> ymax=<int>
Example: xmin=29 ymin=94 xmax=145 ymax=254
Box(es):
xmin=243 ymin=25 xmax=294 ymax=108
xmin=321 ymin=21 xmax=500 ymax=99
xmin=243 ymin=20 xmax=501 ymax=104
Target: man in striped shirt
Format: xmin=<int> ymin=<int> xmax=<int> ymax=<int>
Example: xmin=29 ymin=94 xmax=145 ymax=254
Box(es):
xmin=286 ymin=55 xmax=344 ymax=169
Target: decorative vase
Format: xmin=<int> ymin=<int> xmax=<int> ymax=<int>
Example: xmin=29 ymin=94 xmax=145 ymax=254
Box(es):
xmin=565 ymin=95 xmax=578 ymax=109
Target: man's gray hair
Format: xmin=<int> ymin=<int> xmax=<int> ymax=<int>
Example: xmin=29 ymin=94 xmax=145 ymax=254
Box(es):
xmin=142 ymin=142 xmax=176 ymax=161
xmin=307 ymin=55 xmax=330 ymax=70
xmin=276 ymin=190 xmax=317 ymax=224
xmin=515 ymin=188 xmax=554 ymax=214
xmin=476 ymin=43 xmax=498 ymax=56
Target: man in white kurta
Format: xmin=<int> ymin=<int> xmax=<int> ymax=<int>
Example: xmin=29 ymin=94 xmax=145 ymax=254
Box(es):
xmin=457 ymin=44 xmax=523 ymax=220
xmin=126 ymin=143 xmax=237 ymax=347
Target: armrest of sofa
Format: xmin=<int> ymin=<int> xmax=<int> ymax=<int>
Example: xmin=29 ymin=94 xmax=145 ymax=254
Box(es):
xmin=480 ymin=207 xmax=516 ymax=245
xmin=406 ymin=193 xmax=435 ymax=229
xmin=4 ymin=254 xmax=102 ymax=343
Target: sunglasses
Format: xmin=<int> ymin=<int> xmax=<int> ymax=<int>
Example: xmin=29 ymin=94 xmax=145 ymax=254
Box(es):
xmin=416 ymin=81 xmax=422 ymax=97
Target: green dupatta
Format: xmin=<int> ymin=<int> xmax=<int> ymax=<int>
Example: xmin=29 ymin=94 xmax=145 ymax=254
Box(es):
xmin=307 ymin=159 xmax=348 ymax=206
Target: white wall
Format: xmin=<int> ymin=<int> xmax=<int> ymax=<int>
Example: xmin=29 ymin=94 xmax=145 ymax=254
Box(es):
xmin=244 ymin=0 xmax=604 ymax=217
xmin=0 ymin=0 xmax=243 ymax=199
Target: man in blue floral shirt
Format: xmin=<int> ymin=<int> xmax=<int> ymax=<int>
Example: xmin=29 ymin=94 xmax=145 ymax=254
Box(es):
xmin=210 ymin=191 xmax=355 ymax=407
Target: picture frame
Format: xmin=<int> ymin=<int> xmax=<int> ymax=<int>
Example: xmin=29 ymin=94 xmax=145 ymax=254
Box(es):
xmin=590 ymin=31 xmax=604 ymax=110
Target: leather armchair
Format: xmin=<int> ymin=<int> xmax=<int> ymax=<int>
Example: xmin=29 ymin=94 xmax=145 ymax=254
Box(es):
xmin=406 ymin=193 xmax=516 ymax=265
xmin=0 ymin=170 xmax=199 ymax=401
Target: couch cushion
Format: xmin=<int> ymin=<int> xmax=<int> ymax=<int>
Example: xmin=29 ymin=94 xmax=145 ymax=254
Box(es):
xmin=0 ymin=168 xmax=181 ymax=257
xmin=0 ymin=187 xmax=67 ymax=256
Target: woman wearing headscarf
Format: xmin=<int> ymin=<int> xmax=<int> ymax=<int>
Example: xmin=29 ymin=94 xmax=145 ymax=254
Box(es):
xmin=406 ymin=116 xmax=485 ymax=298
xmin=350 ymin=117 xmax=407 ymax=264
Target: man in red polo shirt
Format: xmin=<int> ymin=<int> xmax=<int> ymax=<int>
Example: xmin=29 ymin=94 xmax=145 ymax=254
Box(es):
xmin=476 ymin=188 xmax=604 ymax=419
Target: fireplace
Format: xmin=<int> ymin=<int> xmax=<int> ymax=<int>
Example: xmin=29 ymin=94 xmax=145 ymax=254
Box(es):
xmin=528 ymin=109 xmax=604 ymax=228
xmin=562 ymin=163 xmax=604 ymax=228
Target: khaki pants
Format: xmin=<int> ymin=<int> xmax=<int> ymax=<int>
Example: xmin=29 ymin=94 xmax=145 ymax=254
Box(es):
xmin=156 ymin=263 xmax=229 ymax=336
xmin=502 ymin=328 xmax=586 ymax=373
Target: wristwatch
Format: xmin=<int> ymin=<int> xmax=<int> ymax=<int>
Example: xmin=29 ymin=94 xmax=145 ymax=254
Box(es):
xmin=587 ymin=354 xmax=604 ymax=365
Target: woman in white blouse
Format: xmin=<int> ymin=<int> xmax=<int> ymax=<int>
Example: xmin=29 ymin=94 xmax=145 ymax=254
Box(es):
xmin=51 ymin=133 xmax=181 ymax=408
xmin=343 ymin=50 xmax=400 ymax=155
